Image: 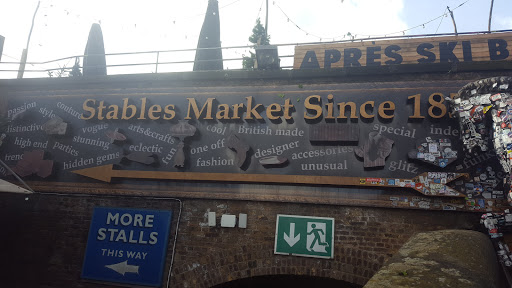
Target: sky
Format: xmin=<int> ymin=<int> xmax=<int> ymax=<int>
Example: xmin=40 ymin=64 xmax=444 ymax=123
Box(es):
xmin=0 ymin=0 xmax=511 ymax=78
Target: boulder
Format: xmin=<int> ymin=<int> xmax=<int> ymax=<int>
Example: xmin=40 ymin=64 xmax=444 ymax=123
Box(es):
xmin=364 ymin=230 xmax=503 ymax=288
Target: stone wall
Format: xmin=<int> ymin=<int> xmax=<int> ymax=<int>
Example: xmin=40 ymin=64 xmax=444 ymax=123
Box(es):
xmin=364 ymin=230 xmax=501 ymax=288
xmin=0 ymin=192 xmax=480 ymax=287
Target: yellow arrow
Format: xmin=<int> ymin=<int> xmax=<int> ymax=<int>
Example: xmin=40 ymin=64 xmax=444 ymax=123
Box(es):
xmin=72 ymin=165 xmax=467 ymax=198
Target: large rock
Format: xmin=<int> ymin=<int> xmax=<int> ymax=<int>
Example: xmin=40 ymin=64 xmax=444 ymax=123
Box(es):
xmin=364 ymin=230 xmax=502 ymax=288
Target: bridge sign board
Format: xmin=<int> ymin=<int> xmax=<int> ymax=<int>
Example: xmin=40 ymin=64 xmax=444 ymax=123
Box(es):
xmin=274 ymin=214 xmax=334 ymax=259
xmin=294 ymin=32 xmax=512 ymax=69
xmin=81 ymin=207 xmax=172 ymax=287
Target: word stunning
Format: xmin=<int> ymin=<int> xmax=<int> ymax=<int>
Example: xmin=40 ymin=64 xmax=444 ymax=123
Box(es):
xmin=80 ymin=93 xmax=451 ymax=122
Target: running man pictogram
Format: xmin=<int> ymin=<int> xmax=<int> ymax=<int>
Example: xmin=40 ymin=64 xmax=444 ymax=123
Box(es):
xmin=307 ymin=223 xmax=329 ymax=253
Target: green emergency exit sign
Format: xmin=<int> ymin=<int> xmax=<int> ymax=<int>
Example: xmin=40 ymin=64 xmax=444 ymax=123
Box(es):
xmin=274 ymin=214 xmax=334 ymax=259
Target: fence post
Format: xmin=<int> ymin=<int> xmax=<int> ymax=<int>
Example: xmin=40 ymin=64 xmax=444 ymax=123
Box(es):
xmin=17 ymin=49 xmax=28 ymax=79
xmin=155 ymin=51 xmax=160 ymax=73
xmin=0 ymin=35 xmax=4 ymax=62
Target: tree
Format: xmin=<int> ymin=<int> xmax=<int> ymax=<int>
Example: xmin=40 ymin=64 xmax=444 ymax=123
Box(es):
xmin=242 ymin=18 xmax=270 ymax=69
xmin=83 ymin=23 xmax=107 ymax=76
xmin=193 ymin=0 xmax=223 ymax=71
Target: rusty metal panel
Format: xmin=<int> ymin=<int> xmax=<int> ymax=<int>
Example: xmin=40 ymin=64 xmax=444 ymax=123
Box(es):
xmin=309 ymin=124 xmax=359 ymax=142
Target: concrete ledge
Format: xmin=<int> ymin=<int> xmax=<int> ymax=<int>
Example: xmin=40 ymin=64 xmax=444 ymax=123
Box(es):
xmin=2 ymin=61 xmax=512 ymax=88
xmin=364 ymin=230 xmax=502 ymax=288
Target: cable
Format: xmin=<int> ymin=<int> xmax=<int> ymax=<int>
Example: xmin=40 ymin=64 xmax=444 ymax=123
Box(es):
xmin=435 ymin=7 xmax=448 ymax=34
xmin=37 ymin=0 xmax=242 ymax=29
xmin=220 ymin=0 xmax=242 ymax=9
xmin=273 ymin=0 xmax=471 ymax=40
xmin=166 ymin=198 xmax=182 ymax=288
xmin=0 ymin=158 xmax=34 ymax=193
xmin=169 ymin=0 xmax=243 ymax=23
xmin=256 ymin=0 xmax=264 ymax=20
xmin=354 ymin=0 xmax=471 ymax=37
xmin=1 ymin=54 xmax=21 ymax=61
xmin=273 ymin=1 xmax=324 ymax=39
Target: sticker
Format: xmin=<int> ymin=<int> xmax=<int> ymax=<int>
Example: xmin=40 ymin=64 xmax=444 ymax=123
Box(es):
xmin=418 ymin=201 xmax=431 ymax=209
xmin=429 ymin=143 xmax=438 ymax=153
xmin=366 ymin=178 xmax=381 ymax=184
xmin=408 ymin=138 xmax=458 ymax=168
xmin=443 ymin=205 xmax=457 ymax=211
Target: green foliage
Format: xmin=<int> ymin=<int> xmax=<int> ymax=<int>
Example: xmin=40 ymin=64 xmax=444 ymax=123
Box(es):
xmin=242 ymin=18 xmax=271 ymax=70
xmin=242 ymin=51 xmax=256 ymax=70
xmin=249 ymin=18 xmax=270 ymax=45
xmin=48 ymin=57 xmax=82 ymax=78
xmin=47 ymin=66 xmax=68 ymax=78
xmin=69 ymin=57 xmax=82 ymax=77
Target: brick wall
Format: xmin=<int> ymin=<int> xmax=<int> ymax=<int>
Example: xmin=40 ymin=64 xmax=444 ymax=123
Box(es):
xmin=0 ymin=192 xmax=480 ymax=287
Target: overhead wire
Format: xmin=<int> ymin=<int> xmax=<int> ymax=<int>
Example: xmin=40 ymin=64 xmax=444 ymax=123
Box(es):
xmin=257 ymin=0 xmax=264 ymax=19
xmin=273 ymin=1 xmax=324 ymax=39
xmin=3 ymin=0 xmax=484 ymax=76
xmin=435 ymin=7 xmax=448 ymax=34
xmin=25 ymin=0 xmax=247 ymax=66
xmin=373 ymin=0 xmax=470 ymax=37
xmin=35 ymin=0 xmax=243 ymax=40
xmin=1 ymin=54 xmax=21 ymax=61
xmin=169 ymin=0 xmax=243 ymax=23
xmin=273 ymin=0 xmax=471 ymax=40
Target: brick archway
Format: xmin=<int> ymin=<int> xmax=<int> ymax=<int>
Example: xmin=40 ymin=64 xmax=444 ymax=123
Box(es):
xmin=169 ymin=200 xmax=480 ymax=288
xmin=171 ymin=243 xmax=371 ymax=287
xmin=210 ymin=274 xmax=361 ymax=288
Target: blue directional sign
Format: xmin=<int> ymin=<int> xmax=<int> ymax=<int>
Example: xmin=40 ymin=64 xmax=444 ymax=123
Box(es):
xmin=82 ymin=207 xmax=172 ymax=287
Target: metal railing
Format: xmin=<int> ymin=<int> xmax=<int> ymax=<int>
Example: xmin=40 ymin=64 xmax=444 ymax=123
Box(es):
xmin=0 ymin=43 xmax=297 ymax=79
xmin=1 ymin=29 xmax=511 ymax=79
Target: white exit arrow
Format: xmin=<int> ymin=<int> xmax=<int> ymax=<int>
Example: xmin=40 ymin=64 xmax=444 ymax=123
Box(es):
xmin=105 ymin=260 xmax=139 ymax=276
xmin=283 ymin=223 xmax=300 ymax=247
